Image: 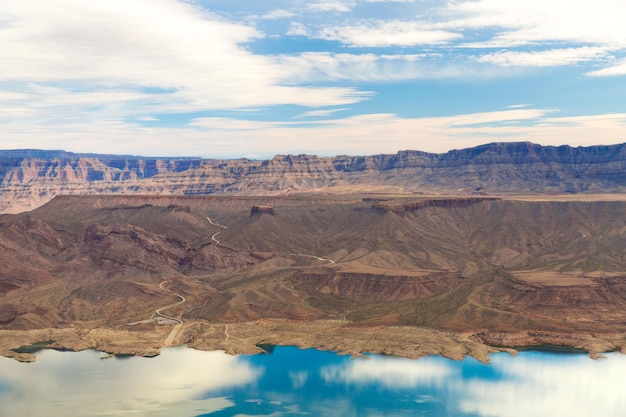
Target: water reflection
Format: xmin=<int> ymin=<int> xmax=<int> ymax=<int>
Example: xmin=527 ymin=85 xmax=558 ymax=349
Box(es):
xmin=0 ymin=347 xmax=260 ymax=417
xmin=320 ymin=355 xmax=455 ymax=388
xmin=1 ymin=346 xmax=625 ymax=417
xmin=458 ymin=351 xmax=626 ymax=417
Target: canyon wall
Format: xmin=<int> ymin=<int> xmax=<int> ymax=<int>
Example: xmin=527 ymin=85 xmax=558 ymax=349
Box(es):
xmin=2 ymin=142 xmax=626 ymax=213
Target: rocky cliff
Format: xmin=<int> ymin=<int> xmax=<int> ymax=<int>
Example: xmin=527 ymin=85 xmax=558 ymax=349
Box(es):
xmin=2 ymin=141 xmax=626 ymax=213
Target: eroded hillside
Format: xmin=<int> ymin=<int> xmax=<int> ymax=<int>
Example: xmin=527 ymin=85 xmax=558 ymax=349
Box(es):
xmin=2 ymin=194 xmax=626 ymax=360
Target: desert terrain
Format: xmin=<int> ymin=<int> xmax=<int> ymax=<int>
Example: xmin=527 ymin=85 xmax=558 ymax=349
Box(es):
xmin=3 ymin=142 xmax=626 ymax=214
xmin=2 ymin=193 xmax=626 ymax=361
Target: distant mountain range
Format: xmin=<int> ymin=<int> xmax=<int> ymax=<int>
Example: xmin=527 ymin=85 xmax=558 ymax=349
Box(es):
xmin=2 ymin=141 xmax=626 ymax=213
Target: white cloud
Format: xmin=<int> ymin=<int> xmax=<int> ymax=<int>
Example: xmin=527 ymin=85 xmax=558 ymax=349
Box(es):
xmin=3 ymin=106 xmax=624 ymax=158
xmin=257 ymin=9 xmax=296 ymax=20
xmin=0 ymin=0 xmax=624 ymax=157
xmin=587 ymin=58 xmax=626 ymax=77
xmin=0 ymin=0 xmax=365 ymax=123
xmin=0 ymin=0 xmax=259 ymax=85
xmin=297 ymin=108 xmax=349 ymax=118
xmin=276 ymin=52 xmax=471 ymax=82
xmin=443 ymin=108 xmax=553 ymax=127
xmin=188 ymin=118 xmax=280 ymax=130
xmin=306 ymin=1 xmax=356 ymax=13
xmin=281 ymin=0 xmax=626 ymax=75
xmin=478 ymin=47 xmax=610 ymax=67
xmin=429 ymin=0 xmax=626 ymax=74
xmin=287 ymin=22 xmax=311 ymax=37
xmin=441 ymin=0 xmax=626 ymax=48
xmin=318 ymin=20 xmax=461 ymax=47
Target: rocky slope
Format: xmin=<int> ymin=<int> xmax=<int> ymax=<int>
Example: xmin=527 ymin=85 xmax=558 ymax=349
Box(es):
xmin=2 ymin=141 xmax=626 ymax=213
xmin=2 ymin=195 xmax=626 ymax=336
xmin=2 ymin=194 xmax=626 ymax=360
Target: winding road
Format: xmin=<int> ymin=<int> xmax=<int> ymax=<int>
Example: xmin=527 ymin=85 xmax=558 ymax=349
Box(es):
xmin=288 ymin=253 xmax=335 ymax=264
xmin=156 ymin=281 xmax=186 ymax=347
xmin=156 ymin=282 xmax=185 ymax=325
xmin=157 ymin=216 xmax=228 ymax=346
xmin=206 ymin=216 xmax=228 ymax=244
xmin=126 ymin=215 xmax=337 ymax=348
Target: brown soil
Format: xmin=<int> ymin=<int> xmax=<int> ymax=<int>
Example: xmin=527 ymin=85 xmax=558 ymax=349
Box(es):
xmin=2 ymin=194 xmax=626 ymax=361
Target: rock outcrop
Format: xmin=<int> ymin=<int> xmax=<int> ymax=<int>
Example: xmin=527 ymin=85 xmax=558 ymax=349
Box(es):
xmin=250 ymin=206 xmax=276 ymax=217
xmin=2 ymin=141 xmax=626 ymax=213
xmin=372 ymin=197 xmax=498 ymax=215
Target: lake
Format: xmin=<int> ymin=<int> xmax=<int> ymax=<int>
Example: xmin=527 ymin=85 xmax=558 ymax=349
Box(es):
xmin=1 ymin=346 xmax=625 ymax=417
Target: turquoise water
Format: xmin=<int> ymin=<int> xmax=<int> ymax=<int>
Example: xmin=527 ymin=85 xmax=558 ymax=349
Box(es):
xmin=0 ymin=346 xmax=625 ymax=416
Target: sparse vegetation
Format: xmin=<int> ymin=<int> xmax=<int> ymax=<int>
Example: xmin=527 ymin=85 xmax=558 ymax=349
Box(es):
xmin=2 ymin=194 xmax=626 ymax=360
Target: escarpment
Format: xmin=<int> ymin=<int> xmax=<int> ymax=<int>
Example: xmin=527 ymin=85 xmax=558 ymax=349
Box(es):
xmin=250 ymin=205 xmax=276 ymax=216
xmin=372 ymin=197 xmax=499 ymax=214
xmin=2 ymin=142 xmax=626 ymax=213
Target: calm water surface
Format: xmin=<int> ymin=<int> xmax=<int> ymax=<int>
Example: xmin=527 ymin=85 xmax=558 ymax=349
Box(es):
xmin=0 ymin=346 xmax=625 ymax=417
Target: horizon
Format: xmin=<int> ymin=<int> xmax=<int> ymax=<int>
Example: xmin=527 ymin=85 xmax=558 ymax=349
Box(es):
xmin=1 ymin=1 xmax=625 ymax=158
xmin=3 ymin=140 xmax=625 ymax=160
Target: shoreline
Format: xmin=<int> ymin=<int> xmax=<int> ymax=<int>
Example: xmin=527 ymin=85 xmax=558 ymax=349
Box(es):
xmin=2 ymin=320 xmax=625 ymax=363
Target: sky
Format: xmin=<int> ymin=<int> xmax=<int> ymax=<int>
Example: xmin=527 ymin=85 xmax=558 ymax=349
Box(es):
xmin=1 ymin=0 xmax=625 ymax=158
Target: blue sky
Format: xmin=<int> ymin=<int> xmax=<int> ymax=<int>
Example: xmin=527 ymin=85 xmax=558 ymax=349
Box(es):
xmin=1 ymin=0 xmax=625 ymax=158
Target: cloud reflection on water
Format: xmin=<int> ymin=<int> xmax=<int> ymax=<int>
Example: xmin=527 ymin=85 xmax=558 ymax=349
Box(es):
xmin=288 ymin=370 xmax=309 ymax=389
xmin=2 ymin=346 xmax=626 ymax=417
xmin=0 ymin=347 xmax=261 ymax=417
xmin=316 ymin=351 xmax=626 ymax=417
xmin=320 ymin=355 xmax=456 ymax=388
xmin=458 ymin=352 xmax=626 ymax=417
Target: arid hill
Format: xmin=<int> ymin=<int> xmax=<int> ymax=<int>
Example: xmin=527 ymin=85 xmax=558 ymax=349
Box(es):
xmin=1 ymin=194 xmax=626 ymax=360
xmin=2 ymin=141 xmax=626 ymax=213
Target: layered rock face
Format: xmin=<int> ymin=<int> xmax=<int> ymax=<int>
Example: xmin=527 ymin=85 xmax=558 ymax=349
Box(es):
xmin=2 ymin=142 xmax=626 ymax=213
